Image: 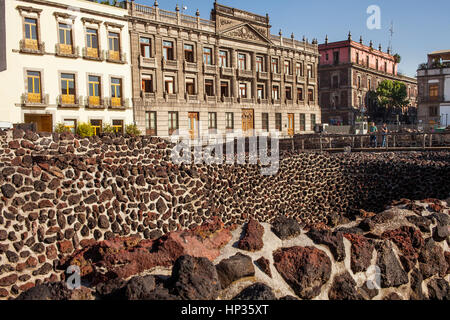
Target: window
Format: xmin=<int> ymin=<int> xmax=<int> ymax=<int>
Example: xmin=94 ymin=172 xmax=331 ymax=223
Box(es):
xmin=262 ymin=113 xmax=269 ymax=132
xmin=257 ymin=84 xmax=265 ymax=99
xmin=256 ymin=56 xmax=264 ymax=72
xmin=332 ymin=75 xmax=339 ymax=88
xmin=168 ymin=111 xmax=179 ymax=135
xmin=64 ymin=119 xmax=77 ymax=134
xmin=205 ymin=79 xmax=214 ymax=96
xmin=27 ymin=71 xmax=41 ymax=103
xmin=24 ymin=18 xmax=38 ymax=41
xmin=112 ymin=119 xmax=124 ymax=134
xmin=90 ymin=119 xmax=102 ymax=136
xmin=376 ymin=59 xmax=379 ymax=70
xmin=356 ymin=52 xmax=359 ymax=64
xmin=368 ymin=79 xmax=372 ymax=90
xmin=271 ymin=58 xmax=279 ymax=73
xmin=275 ymin=113 xmax=282 ymax=131
xmin=296 ymin=62 xmax=303 ymax=77
xmin=308 ymin=88 xmax=314 ymax=102
xmin=220 ymin=81 xmax=229 ymax=97
xmin=217 ymin=50 xmax=227 ymax=68
xmin=272 ymin=86 xmax=279 ymax=100
xmin=111 ymin=78 xmax=122 ymax=107
xmin=108 ymin=32 xmax=120 ymax=60
xmin=58 ymin=23 xmax=72 ymax=54
xmin=164 ymin=76 xmax=175 ymax=94
xmin=429 ymin=85 xmax=439 ymax=100
xmin=300 ymin=113 xmax=306 ymax=131
xmin=61 ymin=73 xmax=75 ymax=104
xmin=184 ymin=44 xmax=194 ymax=62
xmin=429 ymin=106 xmax=438 ymax=117
xmin=285 ymin=86 xmax=292 ymax=100
xmin=141 ymin=74 xmax=153 ymax=93
xmin=238 ymin=53 xmax=246 ymax=70
xmin=203 ymin=47 xmax=212 ymax=65
xmin=88 ymin=75 xmax=100 ymax=106
xmin=140 ymin=37 xmax=151 ymax=58
xmin=307 ymin=65 xmax=313 ymax=78
xmin=185 ymin=78 xmax=195 ymax=95
xmin=326 ymin=53 xmax=329 ymax=61
xmin=208 ymin=112 xmax=217 ymax=130
xmin=384 ymin=62 xmax=387 ymax=72
xmin=297 ymin=88 xmax=303 ymax=101
xmin=284 ymin=60 xmax=291 ymax=75
xmin=357 ymin=76 xmax=361 ymax=89
xmin=239 ymin=83 xmax=247 ymax=98
xmin=163 ymin=41 xmax=174 ymax=60
xmin=86 ymin=29 xmax=99 ymax=57
xmin=333 ymin=51 xmax=339 ymax=64
xmin=366 ymin=56 xmax=370 ymax=67
xmin=225 ymin=112 xmax=234 ymax=130
xmin=311 ymin=114 xmax=316 ymax=129
xmin=146 ymin=111 xmax=157 ymax=136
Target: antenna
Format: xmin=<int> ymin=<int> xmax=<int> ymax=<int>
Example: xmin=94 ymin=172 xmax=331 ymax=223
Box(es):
xmin=388 ymin=21 xmax=394 ymax=53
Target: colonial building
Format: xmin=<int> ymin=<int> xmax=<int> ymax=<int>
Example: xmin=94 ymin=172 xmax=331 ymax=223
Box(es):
xmin=128 ymin=1 xmax=321 ymax=139
xmin=417 ymin=50 xmax=450 ymax=127
xmin=0 ymin=0 xmax=133 ymax=133
xmin=318 ymin=34 xmax=417 ymax=125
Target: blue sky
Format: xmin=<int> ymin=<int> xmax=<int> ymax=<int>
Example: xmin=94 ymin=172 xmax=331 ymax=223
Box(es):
xmin=138 ymin=0 xmax=450 ymax=78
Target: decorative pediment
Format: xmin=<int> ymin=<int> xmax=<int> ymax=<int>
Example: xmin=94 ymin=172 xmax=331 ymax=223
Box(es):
xmin=221 ymin=23 xmax=271 ymax=44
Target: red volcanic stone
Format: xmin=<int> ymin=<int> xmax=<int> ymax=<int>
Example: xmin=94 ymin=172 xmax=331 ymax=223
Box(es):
xmin=16 ymin=263 xmax=26 ymax=272
xmin=38 ymin=255 xmax=46 ymax=264
xmin=445 ymin=252 xmax=450 ymax=275
xmin=57 ymin=240 xmax=73 ymax=254
xmin=344 ymin=233 xmax=375 ymax=273
xmin=19 ymin=282 xmax=35 ymax=292
xmin=26 ymin=257 xmax=38 ymax=268
xmin=32 ymin=165 xmax=42 ymax=178
xmin=61 ymin=217 xmax=232 ymax=285
xmin=46 ymin=245 xmax=57 ymax=260
xmin=0 ymin=288 xmax=9 ymax=297
xmin=255 ymin=257 xmax=272 ymax=278
xmin=273 ymin=246 xmax=332 ymax=299
xmin=0 ymin=274 xmax=18 ymax=287
xmin=427 ymin=203 xmax=443 ymax=213
xmin=238 ymin=219 xmax=265 ymax=252
xmin=8 ymin=140 xmax=20 ymax=149
xmin=38 ymin=199 xmax=54 ymax=208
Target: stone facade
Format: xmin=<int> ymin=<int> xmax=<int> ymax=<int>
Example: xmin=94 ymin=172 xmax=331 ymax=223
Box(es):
xmin=0 ymin=0 xmax=5 ymax=72
xmin=318 ymin=35 xmax=418 ymax=125
xmin=128 ymin=2 xmax=321 ymax=138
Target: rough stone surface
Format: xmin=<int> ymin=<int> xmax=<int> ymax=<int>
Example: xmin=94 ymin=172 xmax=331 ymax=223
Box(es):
xmin=255 ymin=257 xmax=272 ymax=278
xmin=237 ymin=219 xmax=264 ymax=252
xmin=216 ymin=253 xmax=255 ymax=289
xmin=376 ymin=241 xmax=409 ymax=288
xmin=343 ymin=233 xmax=374 ymax=273
xmin=307 ymin=229 xmax=345 ymax=262
xmin=232 ymin=282 xmax=276 ymax=300
xmin=427 ymin=278 xmax=450 ymax=300
xmin=271 ymin=216 xmax=302 ymax=240
xmin=418 ymin=238 xmax=448 ymax=279
xmin=328 ymin=272 xmax=362 ymax=300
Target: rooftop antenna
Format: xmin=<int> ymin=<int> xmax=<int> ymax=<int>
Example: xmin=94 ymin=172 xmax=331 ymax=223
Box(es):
xmin=388 ymin=21 xmax=394 ymax=53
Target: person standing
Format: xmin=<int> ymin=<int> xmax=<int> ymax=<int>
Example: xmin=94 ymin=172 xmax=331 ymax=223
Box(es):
xmin=381 ymin=123 xmax=388 ymax=148
xmin=369 ymin=122 xmax=378 ymax=148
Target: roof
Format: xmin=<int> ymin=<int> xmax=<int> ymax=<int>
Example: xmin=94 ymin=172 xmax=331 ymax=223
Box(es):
xmin=428 ymin=50 xmax=450 ymax=60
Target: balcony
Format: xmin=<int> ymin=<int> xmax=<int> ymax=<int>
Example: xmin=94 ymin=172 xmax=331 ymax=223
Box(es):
xmin=307 ymin=77 xmax=316 ymax=85
xmin=221 ymin=96 xmax=233 ymax=103
xmin=238 ymin=97 xmax=254 ymax=104
xmin=184 ymin=61 xmax=198 ymax=73
xmin=139 ymin=55 xmax=157 ymax=69
xmin=272 ymin=73 xmax=281 ymax=82
xmin=284 ymin=74 xmax=294 ymax=83
xmin=237 ymin=69 xmax=254 ymax=78
xmin=221 ymin=67 xmax=234 ymax=77
xmin=258 ymin=72 xmax=269 ymax=81
xmin=107 ymin=97 xmax=129 ymax=110
xmin=82 ymin=47 xmax=104 ymax=61
xmin=257 ymin=98 xmax=269 ymax=104
xmin=272 ymin=98 xmax=281 ymax=105
xmin=141 ymin=91 xmax=156 ymax=101
xmin=85 ymin=96 xmax=105 ymax=109
xmin=205 ymin=95 xmax=218 ymax=103
xmin=296 ymin=75 xmax=305 ymax=83
xmin=203 ymin=64 xmax=217 ymax=75
xmin=55 ymin=44 xmax=79 ymax=58
xmin=185 ymin=93 xmax=198 ymax=102
xmin=21 ymin=93 xmax=49 ymax=106
xmin=19 ymin=39 xmax=45 ymax=55
xmin=162 ymin=59 xmax=179 ymax=71
xmin=285 ymin=99 xmax=294 ymax=105
xmin=57 ymin=95 xmax=82 ymax=108
xmin=106 ymin=50 xmax=127 ymax=64
xmin=164 ymin=92 xmax=178 ymax=101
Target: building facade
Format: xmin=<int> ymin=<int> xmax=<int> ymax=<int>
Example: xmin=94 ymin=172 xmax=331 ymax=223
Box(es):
xmin=318 ymin=34 xmax=417 ymax=125
xmin=128 ymin=1 xmax=321 ymax=139
xmin=417 ymin=50 xmax=450 ymax=127
xmin=0 ymin=0 xmax=133 ymax=133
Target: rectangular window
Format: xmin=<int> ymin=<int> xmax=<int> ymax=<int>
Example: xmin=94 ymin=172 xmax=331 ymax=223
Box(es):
xmin=296 ymin=62 xmax=303 ymax=77
xmin=272 ymin=86 xmax=279 ymax=100
xmin=140 ymin=37 xmax=151 ymax=58
xmin=308 ymin=88 xmax=314 ymax=102
xmin=429 ymin=106 xmax=438 ymax=117
xmin=311 ymin=114 xmax=317 ymax=129
xmin=88 ymin=75 xmax=101 ymax=105
xmin=146 ymin=111 xmax=157 ymax=136
xmin=333 ymin=76 xmax=339 ymax=88
xmin=219 ymin=50 xmax=228 ymax=67
xmin=384 ymin=62 xmax=388 ymax=72
xmin=300 ymin=113 xmax=306 ymax=131
xmin=333 ymin=51 xmax=339 ymax=64
xmin=262 ymin=113 xmax=269 ymax=132
xmin=238 ymin=53 xmax=246 ymax=70
xmin=275 ymin=113 xmax=282 ymax=131
xmin=205 ymin=79 xmax=214 ymax=96
xmin=90 ymin=119 xmax=102 ymax=136
xmin=64 ymin=119 xmax=77 ymax=134
xmin=58 ymin=23 xmax=72 ymax=46
xmin=271 ymin=58 xmax=278 ymax=73
xmin=27 ymin=71 xmax=41 ymax=102
xmin=239 ymin=83 xmax=247 ymax=98
xmin=141 ymin=74 xmax=153 ymax=93
xmin=108 ymin=32 xmax=120 ymax=52
xmin=163 ymin=40 xmax=174 ymax=60
xmin=429 ymin=84 xmax=439 ymax=99
xmin=366 ymin=56 xmax=370 ymax=67
xmin=185 ymin=78 xmax=195 ymax=95
xmin=221 ymin=81 xmax=229 ymax=97
xmin=86 ymin=28 xmax=99 ymax=57
xmin=256 ymin=56 xmax=264 ymax=72
xmin=184 ymin=44 xmax=194 ymax=62
xmin=203 ymin=47 xmax=212 ymax=65
xmin=297 ymin=87 xmax=303 ymax=101
xmin=257 ymin=84 xmax=265 ymax=99
xmin=61 ymin=73 xmax=75 ymax=104
xmin=168 ymin=111 xmax=179 ymax=135
xmin=225 ymin=112 xmax=234 ymax=130
xmin=164 ymin=76 xmax=175 ymax=94
xmin=307 ymin=64 xmax=313 ymax=78
xmin=24 ymin=18 xmax=38 ymax=40
xmin=112 ymin=119 xmax=124 ymax=134
xmin=284 ymin=60 xmax=291 ymax=75
xmin=111 ymin=78 xmax=122 ymax=107
xmin=208 ymin=112 xmax=217 ymax=130
xmin=285 ymin=86 xmax=292 ymax=100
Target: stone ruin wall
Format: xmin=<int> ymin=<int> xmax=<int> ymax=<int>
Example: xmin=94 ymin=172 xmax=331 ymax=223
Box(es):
xmin=0 ymin=129 xmax=449 ymax=298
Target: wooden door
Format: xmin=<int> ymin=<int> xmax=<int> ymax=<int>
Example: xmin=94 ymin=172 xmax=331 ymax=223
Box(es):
xmin=288 ymin=113 xmax=295 ymax=136
xmin=24 ymin=114 xmax=53 ymax=133
xmin=241 ymin=109 xmax=254 ymax=135
xmin=188 ymin=112 xmax=199 ymax=140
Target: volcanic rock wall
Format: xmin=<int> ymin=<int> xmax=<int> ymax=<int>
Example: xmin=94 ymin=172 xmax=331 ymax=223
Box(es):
xmin=0 ymin=129 xmax=449 ymax=299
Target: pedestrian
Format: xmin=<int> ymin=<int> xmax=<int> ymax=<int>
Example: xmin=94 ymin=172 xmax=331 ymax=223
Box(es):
xmin=369 ymin=122 xmax=378 ymax=148
xmin=381 ymin=123 xmax=388 ymax=147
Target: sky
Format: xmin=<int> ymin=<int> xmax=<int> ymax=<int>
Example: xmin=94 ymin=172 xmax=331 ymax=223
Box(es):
xmin=138 ymin=0 xmax=450 ymax=78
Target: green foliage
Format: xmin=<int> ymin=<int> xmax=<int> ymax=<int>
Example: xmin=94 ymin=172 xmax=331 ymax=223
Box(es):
xmin=393 ymin=54 xmax=401 ymax=64
xmin=76 ymin=123 xmax=95 ymax=138
xmin=376 ymin=80 xmax=408 ymax=109
xmin=102 ymin=123 xmax=116 ymax=134
xmin=125 ymin=124 xmax=142 ymax=136
xmin=54 ymin=123 xmax=70 ymax=133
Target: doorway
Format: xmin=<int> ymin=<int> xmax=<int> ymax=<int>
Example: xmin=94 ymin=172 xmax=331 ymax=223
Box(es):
xmin=188 ymin=112 xmax=199 ymax=140
xmin=288 ymin=113 xmax=295 ymax=136
xmin=241 ymin=109 xmax=254 ymax=135
xmin=24 ymin=114 xmax=53 ymax=133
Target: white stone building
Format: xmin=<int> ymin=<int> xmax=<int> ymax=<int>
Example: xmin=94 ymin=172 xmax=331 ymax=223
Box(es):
xmin=0 ymin=0 xmax=133 ymax=133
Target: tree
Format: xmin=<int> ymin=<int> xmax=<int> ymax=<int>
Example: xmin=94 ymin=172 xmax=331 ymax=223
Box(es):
xmin=393 ymin=54 xmax=401 ymax=64
xmin=375 ymin=80 xmax=409 ymax=122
